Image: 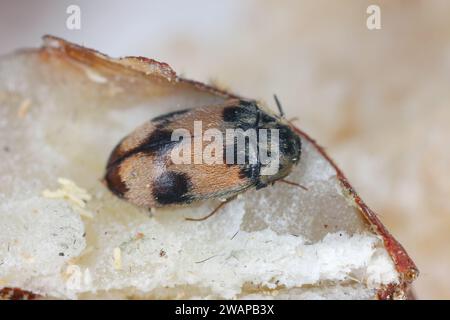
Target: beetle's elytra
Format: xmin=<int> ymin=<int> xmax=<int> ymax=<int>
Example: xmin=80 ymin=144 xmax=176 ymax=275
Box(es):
xmin=104 ymin=99 xmax=301 ymax=209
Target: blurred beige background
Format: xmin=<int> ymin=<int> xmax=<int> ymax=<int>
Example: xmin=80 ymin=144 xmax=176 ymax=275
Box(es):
xmin=1 ymin=0 xmax=449 ymax=299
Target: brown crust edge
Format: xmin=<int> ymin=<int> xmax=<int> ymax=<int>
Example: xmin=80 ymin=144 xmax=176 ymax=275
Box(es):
xmin=292 ymin=129 xmax=419 ymax=300
xmin=0 ymin=287 xmax=39 ymax=300
xmin=40 ymin=35 xmax=239 ymax=100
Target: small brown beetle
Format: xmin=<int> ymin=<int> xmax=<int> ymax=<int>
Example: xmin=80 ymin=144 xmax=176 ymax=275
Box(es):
xmin=104 ymin=98 xmax=303 ymax=219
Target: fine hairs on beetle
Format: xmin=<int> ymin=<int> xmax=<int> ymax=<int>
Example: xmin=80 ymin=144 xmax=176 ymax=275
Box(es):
xmin=104 ymin=96 xmax=306 ymax=220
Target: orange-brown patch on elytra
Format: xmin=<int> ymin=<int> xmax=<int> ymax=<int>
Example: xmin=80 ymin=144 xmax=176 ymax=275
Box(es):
xmin=119 ymin=122 xmax=156 ymax=153
xmin=171 ymin=163 xmax=252 ymax=199
xmin=117 ymin=152 xmax=165 ymax=208
xmin=160 ymin=105 xmax=229 ymax=135
xmin=107 ymin=141 xmax=126 ymax=169
xmin=107 ymin=122 xmax=157 ymax=168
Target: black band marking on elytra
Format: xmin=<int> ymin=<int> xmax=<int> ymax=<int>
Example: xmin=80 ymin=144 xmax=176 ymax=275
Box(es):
xmin=152 ymin=171 xmax=193 ymax=205
xmin=151 ymin=109 xmax=190 ymax=123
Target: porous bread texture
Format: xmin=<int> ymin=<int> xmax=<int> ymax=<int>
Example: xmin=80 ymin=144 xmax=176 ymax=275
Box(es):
xmin=0 ymin=193 xmax=397 ymax=299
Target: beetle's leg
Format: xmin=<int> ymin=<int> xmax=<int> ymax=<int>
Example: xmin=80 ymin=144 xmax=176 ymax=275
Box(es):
xmin=255 ymin=180 xmax=268 ymax=190
xmin=279 ymin=179 xmax=308 ymax=191
xmin=185 ymin=197 xmax=236 ymax=222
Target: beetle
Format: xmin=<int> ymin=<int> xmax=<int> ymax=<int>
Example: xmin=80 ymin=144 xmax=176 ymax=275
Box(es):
xmin=104 ymin=97 xmax=304 ymax=220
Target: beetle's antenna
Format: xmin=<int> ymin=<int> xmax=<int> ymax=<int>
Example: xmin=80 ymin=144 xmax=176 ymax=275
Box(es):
xmin=273 ymin=94 xmax=285 ymax=118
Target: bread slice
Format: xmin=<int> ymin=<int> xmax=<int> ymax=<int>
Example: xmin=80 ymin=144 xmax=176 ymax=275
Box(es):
xmin=0 ymin=36 xmax=417 ymax=300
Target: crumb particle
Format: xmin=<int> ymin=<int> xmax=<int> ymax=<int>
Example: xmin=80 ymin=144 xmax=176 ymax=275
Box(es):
xmin=113 ymin=247 xmax=122 ymax=270
xmin=42 ymin=178 xmax=93 ymax=218
xmin=17 ymin=98 xmax=32 ymax=119
xmin=135 ymin=232 xmax=144 ymax=240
